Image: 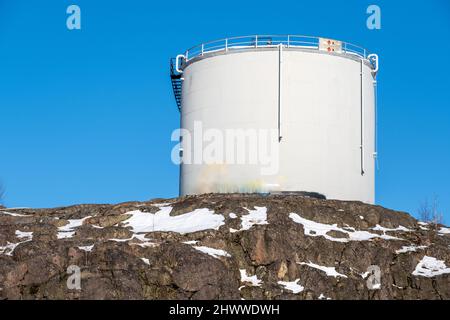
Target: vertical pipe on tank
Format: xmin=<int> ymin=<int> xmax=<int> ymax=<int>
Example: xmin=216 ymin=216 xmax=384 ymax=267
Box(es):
xmin=360 ymin=59 xmax=365 ymax=175
xmin=278 ymin=44 xmax=283 ymax=142
xmin=178 ymin=65 xmax=184 ymax=195
xmin=374 ymin=77 xmax=378 ymax=170
xmin=178 ymin=108 xmax=182 ymax=196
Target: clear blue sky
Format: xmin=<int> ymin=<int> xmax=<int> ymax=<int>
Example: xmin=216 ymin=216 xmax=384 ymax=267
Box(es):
xmin=1 ymin=0 xmax=449 ymax=223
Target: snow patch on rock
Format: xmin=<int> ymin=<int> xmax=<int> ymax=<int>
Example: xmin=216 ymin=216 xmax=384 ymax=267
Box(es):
xmin=108 ymin=233 xmax=156 ymax=247
xmin=59 ymin=216 xmax=91 ymax=232
xmin=57 ymin=231 xmax=75 ymax=239
xmin=78 ymin=245 xmax=94 ymax=252
xmin=372 ymin=224 xmax=412 ymax=232
xmin=236 ymin=207 xmax=268 ymax=232
xmin=0 ymin=230 xmax=33 ymax=255
xmin=412 ymin=256 xmax=450 ymax=277
xmin=152 ymin=202 xmax=173 ymax=207
xmin=396 ymin=245 xmax=427 ymax=254
xmin=0 ymin=211 xmax=29 ymax=217
xmin=15 ymin=230 xmax=33 ymax=240
xmin=123 ymin=207 xmax=225 ymax=234
xmin=289 ymin=213 xmax=403 ymax=242
xmin=57 ymin=216 xmax=91 ymax=239
xmin=182 ymin=240 xmax=199 ymax=245
xmin=278 ymin=279 xmax=304 ymax=294
xmin=240 ymin=269 xmax=262 ymax=287
xmin=193 ymin=246 xmax=231 ymax=259
xmin=299 ymin=261 xmax=348 ymax=278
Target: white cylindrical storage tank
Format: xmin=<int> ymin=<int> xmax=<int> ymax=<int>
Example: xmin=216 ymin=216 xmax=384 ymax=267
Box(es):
xmin=171 ymin=35 xmax=378 ymax=204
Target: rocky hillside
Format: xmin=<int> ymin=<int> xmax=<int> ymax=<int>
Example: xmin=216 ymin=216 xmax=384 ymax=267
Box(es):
xmin=1 ymin=193 xmax=449 ymax=300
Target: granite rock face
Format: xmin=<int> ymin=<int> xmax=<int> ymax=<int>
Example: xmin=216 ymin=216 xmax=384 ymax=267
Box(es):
xmin=1 ymin=193 xmax=449 ymax=300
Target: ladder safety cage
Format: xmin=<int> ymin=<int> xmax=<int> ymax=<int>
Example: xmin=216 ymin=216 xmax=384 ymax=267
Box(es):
xmin=169 ymin=57 xmax=183 ymax=111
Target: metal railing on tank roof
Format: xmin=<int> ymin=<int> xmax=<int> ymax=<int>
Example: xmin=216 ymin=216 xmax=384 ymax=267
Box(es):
xmin=183 ymin=35 xmax=369 ymax=62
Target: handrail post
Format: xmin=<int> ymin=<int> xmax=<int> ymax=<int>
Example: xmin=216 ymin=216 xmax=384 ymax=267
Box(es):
xmin=287 ymin=35 xmax=290 ymax=48
xmin=201 ymin=44 xmax=204 ymax=56
xmin=225 ymin=38 xmax=228 ymax=52
xmin=255 ymin=35 xmax=258 ymax=48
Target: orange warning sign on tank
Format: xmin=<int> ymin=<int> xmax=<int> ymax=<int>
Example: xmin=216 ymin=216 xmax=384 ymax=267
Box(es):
xmin=319 ymin=38 xmax=342 ymax=53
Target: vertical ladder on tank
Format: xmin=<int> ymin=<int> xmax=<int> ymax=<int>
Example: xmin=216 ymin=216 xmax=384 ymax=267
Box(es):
xmin=170 ymin=58 xmax=183 ymax=111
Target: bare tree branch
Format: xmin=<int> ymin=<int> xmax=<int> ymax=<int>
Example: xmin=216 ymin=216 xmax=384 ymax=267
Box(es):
xmin=418 ymin=199 xmax=430 ymax=223
xmin=418 ymin=196 xmax=443 ymax=227
xmin=0 ymin=183 xmax=4 ymax=206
